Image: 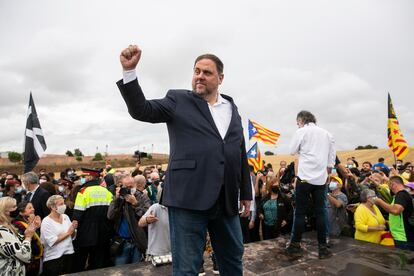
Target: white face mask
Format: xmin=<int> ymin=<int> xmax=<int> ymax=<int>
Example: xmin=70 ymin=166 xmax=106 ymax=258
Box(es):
xmin=58 ymin=186 xmax=65 ymax=193
xmin=130 ymin=188 xmax=137 ymax=195
xmin=329 ymin=182 xmax=338 ymax=191
xmin=39 ymin=179 xmax=47 ymax=184
xmin=57 ymin=205 xmax=66 ymax=215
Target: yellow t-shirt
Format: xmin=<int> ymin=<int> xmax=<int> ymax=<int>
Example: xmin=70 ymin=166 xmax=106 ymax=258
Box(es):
xmin=354 ymin=204 xmax=386 ymax=244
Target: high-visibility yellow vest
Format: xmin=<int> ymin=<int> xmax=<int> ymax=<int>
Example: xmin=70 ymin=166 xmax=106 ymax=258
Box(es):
xmin=74 ymin=185 xmax=113 ymax=211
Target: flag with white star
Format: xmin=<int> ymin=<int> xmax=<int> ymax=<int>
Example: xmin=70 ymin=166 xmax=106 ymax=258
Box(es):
xmin=247 ymin=142 xmax=263 ymax=173
xmin=248 ymin=119 xmax=280 ymax=145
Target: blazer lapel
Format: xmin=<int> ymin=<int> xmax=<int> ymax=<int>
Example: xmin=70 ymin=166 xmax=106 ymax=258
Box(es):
xmin=192 ymin=93 xmax=221 ymax=138
xmin=222 ymin=94 xmax=238 ymax=140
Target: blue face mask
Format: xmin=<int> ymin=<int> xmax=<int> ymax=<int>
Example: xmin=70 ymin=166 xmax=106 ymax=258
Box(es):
xmin=16 ymin=187 xmax=23 ymax=194
xmin=329 ymin=182 xmax=338 ymax=191
xmin=80 ymin=178 xmax=86 ymax=185
xmin=0 ymin=192 xmax=3 ymax=198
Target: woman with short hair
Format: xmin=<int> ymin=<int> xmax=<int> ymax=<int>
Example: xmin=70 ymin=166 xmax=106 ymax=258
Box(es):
xmin=0 ymin=197 xmax=36 ymax=275
xmin=40 ymin=195 xmax=77 ymax=275
xmin=354 ymin=189 xmax=387 ymax=244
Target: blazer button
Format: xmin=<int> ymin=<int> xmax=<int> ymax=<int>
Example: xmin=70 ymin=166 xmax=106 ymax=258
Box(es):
xmin=220 ymin=161 xmax=225 ymax=164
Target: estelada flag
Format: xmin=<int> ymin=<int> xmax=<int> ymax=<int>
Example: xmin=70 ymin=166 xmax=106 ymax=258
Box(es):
xmin=387 ymin=93 xmax=409 ymax=160
xmin=248 ymin=119 xmax=280 ymax=145
xmin=247 ymin=142 xmax=264 ymax=173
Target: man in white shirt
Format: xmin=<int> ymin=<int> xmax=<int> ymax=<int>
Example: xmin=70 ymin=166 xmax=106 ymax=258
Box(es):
xmin=285 ymin=110 xmax=335 ymax=259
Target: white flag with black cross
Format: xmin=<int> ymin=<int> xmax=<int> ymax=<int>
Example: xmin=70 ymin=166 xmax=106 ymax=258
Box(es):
xmin=24 ymin=92 xmax=47 ymax=173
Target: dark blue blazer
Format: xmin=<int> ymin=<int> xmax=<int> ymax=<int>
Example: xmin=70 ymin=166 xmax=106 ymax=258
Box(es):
xmin=117 ymin=78 xmax=252 ymax=216
xmin=30 ymin=186 xmax=50 ymax=219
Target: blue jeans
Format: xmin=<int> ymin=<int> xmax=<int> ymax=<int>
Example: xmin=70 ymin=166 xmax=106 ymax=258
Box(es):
xmin=114 ymin=240 xmax=143 ymax=266
xmin=291 ymin=181 xmax=327 ymax=245
xmin=169 ymin=203 xmax=244 ymax=276
xmin=395 ymin=240 xmax=414 ymax=251
xmin=324 ymin=185 xmax=330 ymax=237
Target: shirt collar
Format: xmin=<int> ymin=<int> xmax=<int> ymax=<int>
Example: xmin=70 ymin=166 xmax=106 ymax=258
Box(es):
xmin=210 ymin=93 xmax=229 ymax=107
xmin=29 ymin=184 xmax=40 ymax=194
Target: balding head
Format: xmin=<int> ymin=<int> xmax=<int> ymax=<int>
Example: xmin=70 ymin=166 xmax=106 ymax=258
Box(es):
xmin=150 ymin=172 xmax=159 ymax=181
xmin=134 ymin=175 xmax=146 ymax=191
xmin=122 ymin=176 xmax=136 ymax=189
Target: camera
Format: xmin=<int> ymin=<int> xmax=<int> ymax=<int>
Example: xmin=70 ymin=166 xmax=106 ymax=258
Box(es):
xmin=280 ymin=183 xmax=291 ymax=193
xmin=119 ymin=187 xmax=131 ymax=197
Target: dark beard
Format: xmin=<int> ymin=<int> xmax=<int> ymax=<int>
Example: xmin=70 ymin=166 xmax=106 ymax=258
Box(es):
xmin=193 ymin=87 xmax=213 ymax=101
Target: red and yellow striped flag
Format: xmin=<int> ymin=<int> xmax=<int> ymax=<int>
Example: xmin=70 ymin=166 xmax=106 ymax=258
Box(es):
xmin=387 ymin=93 xmax=409 ymax=159
xmin=247 ymin=142 xmax=264 ymax=173
xmin=248 ymin=119 xmax=280 ymax=145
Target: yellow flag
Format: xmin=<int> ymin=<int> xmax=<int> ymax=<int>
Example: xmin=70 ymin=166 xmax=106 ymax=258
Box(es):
xmin=387 ymin=93 xmax=409 ymax=159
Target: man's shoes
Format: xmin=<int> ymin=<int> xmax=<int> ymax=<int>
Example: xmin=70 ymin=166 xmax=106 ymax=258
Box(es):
xmin=318 ymin=244 xmax=333 ymax=259
xmin=211 ymin=253 xmax=219 ymax=275
xmin=198 ymin=265 xmax=206 ymax=276
xmin=326 ymin=237 xmax=330 ymax=248
xmin=284 ymin=242 xmax=303 ymax=257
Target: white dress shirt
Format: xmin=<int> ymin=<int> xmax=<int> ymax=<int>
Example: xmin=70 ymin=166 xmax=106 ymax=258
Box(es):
xmin=122 ymin=70 xmax=232 ymax=139
xmin=289 ymin=123 xmax=335 ymax=185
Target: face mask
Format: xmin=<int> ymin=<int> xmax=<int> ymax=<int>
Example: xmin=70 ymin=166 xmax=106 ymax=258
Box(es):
xmin=271 ymin=186 xmax=279 ymax=194
xmin=0 ymin=192 xmax=3 ymax=198
xmin=16 ymin=187 xmax=23 ymax=194
xmin=57 ymin=205 xmax=66 ymax=215
xmin=58 ymin=186 xmax=65 ymax=193
xmin=80 ymin=178 xmax=86 ymax=185
xmin=130 ymin=188 xmax=137 ymax=195
xmin=347 ymin=164 xmax=353 ymax=168
xmin=39 ymin=179 xmax=47 ymax=184
xmin=329 ymin=182 xmax=338 ymax=191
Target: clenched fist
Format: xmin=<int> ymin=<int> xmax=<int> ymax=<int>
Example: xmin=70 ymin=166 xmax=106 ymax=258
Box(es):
xmin=120 ymin=45 xmax=141 ymax=71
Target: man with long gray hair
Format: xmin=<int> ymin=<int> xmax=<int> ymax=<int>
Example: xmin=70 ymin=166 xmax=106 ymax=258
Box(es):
xmin=285 ymin=110 xmax=335 ymax=259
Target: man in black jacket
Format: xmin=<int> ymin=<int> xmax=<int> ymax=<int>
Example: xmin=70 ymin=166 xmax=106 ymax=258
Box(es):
xmin=107 ymin=175 xmax=151 ymax=265
xmin=22 ymin=171 xmax=50 ymax=219
xmin=117 ymin=44 xmax=252 ymax=275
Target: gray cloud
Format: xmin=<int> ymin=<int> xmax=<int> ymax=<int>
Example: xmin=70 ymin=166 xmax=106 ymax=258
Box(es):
xmin=0 ymin=0 xmax=413 ymax=157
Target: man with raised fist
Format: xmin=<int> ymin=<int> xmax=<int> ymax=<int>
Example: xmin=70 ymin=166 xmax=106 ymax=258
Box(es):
xmin=117 ymin=44 xmax=252 ymax=275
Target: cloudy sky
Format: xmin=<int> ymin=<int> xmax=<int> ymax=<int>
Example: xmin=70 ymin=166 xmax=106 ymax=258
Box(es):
xmin=0 ymin=0 xmax=413 ymax=156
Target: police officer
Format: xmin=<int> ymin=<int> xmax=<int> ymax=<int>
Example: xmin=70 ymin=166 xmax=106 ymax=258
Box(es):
xmin=72 ymin=168 xmax=113 ymax=272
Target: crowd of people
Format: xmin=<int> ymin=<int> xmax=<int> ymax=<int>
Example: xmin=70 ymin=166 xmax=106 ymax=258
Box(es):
xmin=249 ymin=157 xmax=414 ymax=251
xmin=0 ymin=163 xmax=170 ymax=275
xmin=0 ymin=156 xmax=413 ymax=275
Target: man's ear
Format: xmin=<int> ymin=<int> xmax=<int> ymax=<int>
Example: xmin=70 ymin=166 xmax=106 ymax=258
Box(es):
xmin=219 ymin=74 xmax=224 ymax=85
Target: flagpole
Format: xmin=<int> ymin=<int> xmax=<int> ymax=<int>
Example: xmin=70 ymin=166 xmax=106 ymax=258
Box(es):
xmin=393 ymin=152 xmax=397 ymax=171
